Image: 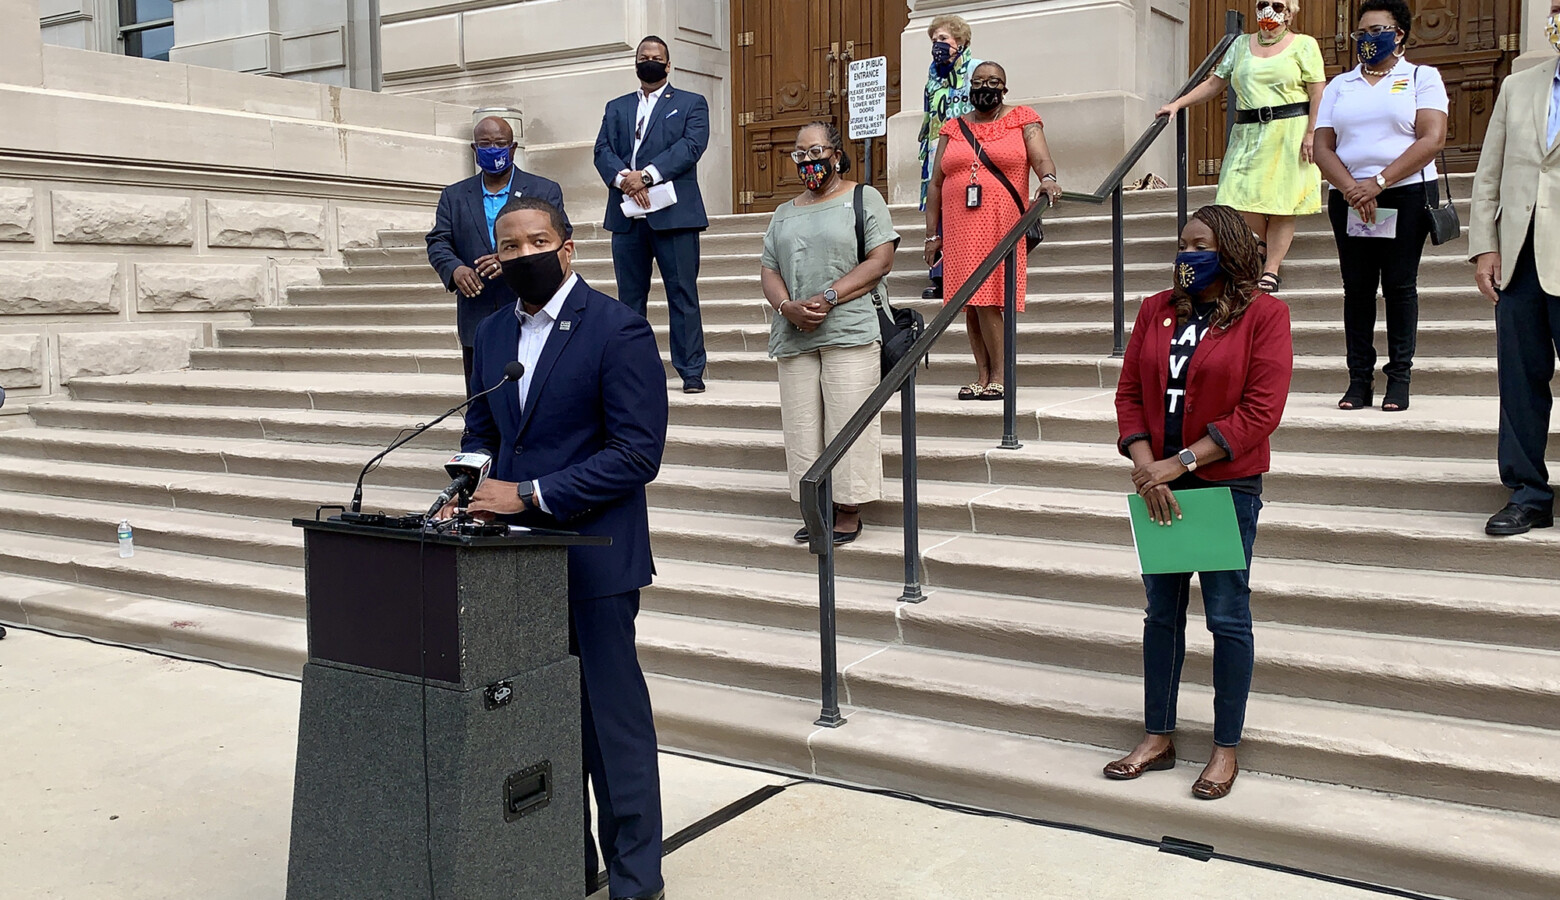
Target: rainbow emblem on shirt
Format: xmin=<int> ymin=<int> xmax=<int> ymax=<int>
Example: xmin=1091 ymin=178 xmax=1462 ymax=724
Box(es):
xmin=1390 ymin=78 xmax=1410 ymax=94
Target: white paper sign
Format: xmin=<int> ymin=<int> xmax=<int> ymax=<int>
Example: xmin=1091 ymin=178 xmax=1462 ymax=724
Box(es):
xmin=847 ymin=56 xmax=889 ymax=140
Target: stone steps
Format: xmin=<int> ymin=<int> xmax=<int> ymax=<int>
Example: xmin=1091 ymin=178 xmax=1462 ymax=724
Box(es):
xmin=7 ymin=189 xmax=1555 ymax=898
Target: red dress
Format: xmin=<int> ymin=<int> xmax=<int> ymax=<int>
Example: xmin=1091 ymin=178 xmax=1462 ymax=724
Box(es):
xmin=939 ymin=105 xmax=1040 ymax=310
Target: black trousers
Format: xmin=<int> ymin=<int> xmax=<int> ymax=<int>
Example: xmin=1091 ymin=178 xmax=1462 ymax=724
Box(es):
xmin=612 ymin=220 xmax=706 ymax=383
xmin=1326 ymin=182 xmax=1436 ymax=386
xmin=1495 ymin=226 xmax=1560 ymax=512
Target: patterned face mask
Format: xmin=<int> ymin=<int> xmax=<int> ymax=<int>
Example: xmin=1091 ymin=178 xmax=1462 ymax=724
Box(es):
xmin=797 ymin=158 xmax=834 ymax=191
xmin=1174 ymin=250 xmax=1223 ymax=295
xmin=1547 ymin=14 xmax=1559 ymax=53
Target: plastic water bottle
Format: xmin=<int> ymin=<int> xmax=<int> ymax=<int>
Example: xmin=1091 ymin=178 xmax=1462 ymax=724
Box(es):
xmin=117 ymin=519 xmax=134 ymax=558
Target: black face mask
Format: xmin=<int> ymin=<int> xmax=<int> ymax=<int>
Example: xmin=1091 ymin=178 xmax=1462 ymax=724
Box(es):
xmin=636 ymin=60 xmax=667 ymax=84
xmin=502 ymin=248 xmax=567 ymax=307
xmin=970 ymin=87 xmax=1004 ymax=112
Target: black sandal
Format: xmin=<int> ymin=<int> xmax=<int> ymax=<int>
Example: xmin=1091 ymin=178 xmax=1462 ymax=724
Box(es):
xmin=1382 ymin=379 xmax=1410 ymax=413
xmin=1256 ymin=272 xmax=1281 ymax=293
xmin=1339 ymin=381 xmax=1373 ymax=411
xmin=958 ymin=383 xmax=982 ymax=401
xmin=978 ymin=382 xmax=1005 ymax=401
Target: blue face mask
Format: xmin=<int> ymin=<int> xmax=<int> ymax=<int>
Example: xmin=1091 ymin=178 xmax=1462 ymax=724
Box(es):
xmin=932 ymin=41 xmax=956 ymax=75
xmin=1356 ymin=30 xmax=1397 ymax=66
xmin=1174 ymin=250 xmax=1222 ymax=295
xmin=475 ymin=145 xmax=512 ymax=176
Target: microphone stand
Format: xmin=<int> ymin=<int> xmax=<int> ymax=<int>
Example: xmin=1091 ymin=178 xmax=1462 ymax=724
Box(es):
xmin=345 ymin=364 xmax=522 ymax=520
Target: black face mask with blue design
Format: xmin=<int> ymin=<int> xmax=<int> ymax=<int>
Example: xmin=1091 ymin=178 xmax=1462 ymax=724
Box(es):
xmin=1174 ymin=250 xmax=1223 ymax=296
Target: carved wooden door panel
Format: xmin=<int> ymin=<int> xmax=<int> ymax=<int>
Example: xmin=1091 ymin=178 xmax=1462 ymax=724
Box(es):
xmin=1188 ymin=1 xmax=1524 ymax=185
xmin=730 ymin=0 xmax=908 ymax=213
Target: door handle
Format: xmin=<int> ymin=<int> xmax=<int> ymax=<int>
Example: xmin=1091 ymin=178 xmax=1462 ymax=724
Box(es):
xmin=826 ymin=42 xmax=839 ymax=101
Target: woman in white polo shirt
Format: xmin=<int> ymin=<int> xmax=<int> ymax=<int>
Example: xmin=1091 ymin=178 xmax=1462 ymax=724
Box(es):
xmin=1313 ymin=0 xmax=1448 ymax=413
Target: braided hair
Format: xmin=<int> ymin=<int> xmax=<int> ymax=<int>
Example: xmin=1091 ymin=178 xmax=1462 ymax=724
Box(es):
xmin=800 ymin=121 xmax=853 ymax=174
xmin=1171 ymin=204 xmax=1263 ymax=330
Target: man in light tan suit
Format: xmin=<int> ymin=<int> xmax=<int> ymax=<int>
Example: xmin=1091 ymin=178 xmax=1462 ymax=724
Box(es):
xmin=1470 ymin=2 xmax=1560 ymax=536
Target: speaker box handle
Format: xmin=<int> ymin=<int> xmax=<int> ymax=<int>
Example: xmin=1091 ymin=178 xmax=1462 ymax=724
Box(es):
xmin=504 ymin=761 xmax=553 ymax=822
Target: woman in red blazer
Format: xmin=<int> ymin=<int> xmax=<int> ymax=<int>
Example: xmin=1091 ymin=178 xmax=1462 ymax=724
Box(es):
xmin=1106 ymin=204 xmax=1294 ymax=800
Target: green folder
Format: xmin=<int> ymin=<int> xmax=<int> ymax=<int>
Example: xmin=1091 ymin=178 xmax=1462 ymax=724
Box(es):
xmin=1126 ymin=487 xmax=1249 ymax=575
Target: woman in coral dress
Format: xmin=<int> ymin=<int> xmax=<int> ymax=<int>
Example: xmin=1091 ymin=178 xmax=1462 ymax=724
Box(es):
xmin=925 ymin=61 xmax=1063 ymax=401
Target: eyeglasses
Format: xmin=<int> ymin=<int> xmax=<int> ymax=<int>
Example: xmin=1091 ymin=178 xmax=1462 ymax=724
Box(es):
xmin=1256 ymin=1 xmax=1287 ymax=13
xmin=1349 ymin=24 xmax=1400 ymax=40
xmin=971 ymin=79 xmax=1006 ymax=89
xmin=790 ymin=145 xmax=833 ymax=163
xmin=472 ymin=140 xmax=512 ymax=149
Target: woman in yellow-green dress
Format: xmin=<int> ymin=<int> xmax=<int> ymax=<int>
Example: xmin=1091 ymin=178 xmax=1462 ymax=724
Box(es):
xmin=1159 ymin=0 xmax=1324 ymax=292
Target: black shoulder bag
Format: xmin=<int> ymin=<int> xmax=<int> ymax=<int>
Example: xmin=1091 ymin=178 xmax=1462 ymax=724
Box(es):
xmin=1413 ymin=65 xmax=1461 ymax=246
xmin=955 ymin=116 xmax=1045 ymax=253
xmin=853 ymin=184 xmax=924 ymax=382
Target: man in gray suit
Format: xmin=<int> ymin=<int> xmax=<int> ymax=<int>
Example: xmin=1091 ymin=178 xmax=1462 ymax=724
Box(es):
xmin=1470 ymin=3 xmax=1560 ymax=536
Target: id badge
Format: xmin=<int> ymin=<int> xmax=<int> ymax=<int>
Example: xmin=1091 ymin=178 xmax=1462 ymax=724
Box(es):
xmin=965 ymin=183 xmax=982 ymax=209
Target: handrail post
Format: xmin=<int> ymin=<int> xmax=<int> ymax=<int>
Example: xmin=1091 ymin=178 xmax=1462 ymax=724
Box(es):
xmin=898 ymin=370 xmax=925 ymax=603
xmin=1111 ymin=185 xmax=1126 ymax=358
xmin=1176 ymin=107 xmax=1189 ymax=236
xmin=999 ymin=249 xmax=1022 ymax=449
xmin=814 ymin=475 xmax=845 ymax=728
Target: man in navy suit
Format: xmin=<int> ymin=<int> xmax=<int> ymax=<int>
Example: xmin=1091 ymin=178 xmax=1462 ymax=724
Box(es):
xmin=426 ymin=115 xmax=571 ymax=388
xmin=593 ymin=35 xmax=709 ymax=393
xmin=458 ymin=197 xmax=668 ymax=900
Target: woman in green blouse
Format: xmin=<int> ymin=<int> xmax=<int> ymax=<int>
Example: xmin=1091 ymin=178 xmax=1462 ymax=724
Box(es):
xmin=760 ymin=122 xmax=901 ymax=545
xmin=1158 ymin=0 xmax=1325 ymax=292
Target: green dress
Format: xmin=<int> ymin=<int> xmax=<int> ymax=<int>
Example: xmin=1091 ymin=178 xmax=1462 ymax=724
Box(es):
xmin=1213 ymin=33 xmax=1324 ymax=216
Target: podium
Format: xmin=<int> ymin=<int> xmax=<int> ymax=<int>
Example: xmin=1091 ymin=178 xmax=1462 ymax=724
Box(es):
xmin=285 ymin=518 xmax=607 ymax=900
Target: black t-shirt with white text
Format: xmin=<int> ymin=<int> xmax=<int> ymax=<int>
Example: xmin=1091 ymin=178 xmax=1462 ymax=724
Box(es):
xmin=1162 ymin=301 xmax=1262 ymax=496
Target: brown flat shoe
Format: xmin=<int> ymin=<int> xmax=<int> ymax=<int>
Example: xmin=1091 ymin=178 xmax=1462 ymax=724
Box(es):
xmin=1103 ymin=742 xmax=1176 ymax=780
xmin=1192 ymin=762 xmax=1238 ymax=800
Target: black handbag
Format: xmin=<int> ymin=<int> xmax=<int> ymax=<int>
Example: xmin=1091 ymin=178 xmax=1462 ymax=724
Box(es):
xmin=1413 ymin=67 xmax=1461 ymax=246
xmin=853 ymin=184 xmax=924 ymax=381
xmin=955 ymin=117 xmax=1046 ymax=253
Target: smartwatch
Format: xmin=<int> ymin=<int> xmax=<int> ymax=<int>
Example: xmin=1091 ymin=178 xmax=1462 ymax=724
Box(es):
xmin=823 ymin=288 xmax=840 ymax=306
xmin=1176 ymin=448 xmax=1198 ymax=472
xmin=516 ymin=480 xmax=536 ymax=510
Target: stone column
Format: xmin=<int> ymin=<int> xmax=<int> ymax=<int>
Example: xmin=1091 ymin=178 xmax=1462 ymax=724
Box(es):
xmin=889 ymin=0 xmax=1188 ymax=205
xmin=0 ymin=0 xmax=44 ymax=87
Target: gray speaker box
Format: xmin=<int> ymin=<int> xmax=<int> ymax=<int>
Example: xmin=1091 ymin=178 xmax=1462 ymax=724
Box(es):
xmin=286 ymin=659 xmax=583 ymax=900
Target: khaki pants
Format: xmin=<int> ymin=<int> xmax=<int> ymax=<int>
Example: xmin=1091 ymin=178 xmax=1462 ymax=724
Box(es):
xmin=776 ymin=342 xmax=883 ymax=506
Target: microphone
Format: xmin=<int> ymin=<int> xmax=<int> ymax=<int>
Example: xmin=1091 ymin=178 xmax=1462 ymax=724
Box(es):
xmin=427 ymin=452 xmax=493 ymax=517
xmin=344 ymin=360 xmax=525 ymax=518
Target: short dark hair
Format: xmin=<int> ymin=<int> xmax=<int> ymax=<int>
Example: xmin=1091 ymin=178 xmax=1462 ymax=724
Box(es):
xmin=494 ymin=197 xmax=568 ymax=242
xmin=799 ymin=121 xmax=852 ymax=174
xmin=1357 ymin=0 xmax=1413 ymax=38
xmin=638 ymin=35 xmax=670 ymax=60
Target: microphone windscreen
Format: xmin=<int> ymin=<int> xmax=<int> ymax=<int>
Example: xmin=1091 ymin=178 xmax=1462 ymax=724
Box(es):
xmin=503 ymin=361 xmax=526 ymax=381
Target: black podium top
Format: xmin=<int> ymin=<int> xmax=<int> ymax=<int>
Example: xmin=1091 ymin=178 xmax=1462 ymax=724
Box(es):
xmin=293 ymin=516 xmax=611 ymax=548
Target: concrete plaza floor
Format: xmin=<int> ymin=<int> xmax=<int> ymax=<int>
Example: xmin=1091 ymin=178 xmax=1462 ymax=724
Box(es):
xmin=1 ymin=628 xmax=1390 ymax=900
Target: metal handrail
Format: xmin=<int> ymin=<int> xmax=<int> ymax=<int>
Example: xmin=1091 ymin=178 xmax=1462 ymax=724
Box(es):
xmin=797 ymin=11 xmax=1246 ymax=727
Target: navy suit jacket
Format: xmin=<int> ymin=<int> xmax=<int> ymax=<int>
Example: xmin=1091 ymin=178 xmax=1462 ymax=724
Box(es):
xmin=425 ymin=169 xmax=572 ymax=346
xmin=593 ymin=85 xmax=710 ymax=233
xmin=461 ymin=277 xmax=668 ymax=603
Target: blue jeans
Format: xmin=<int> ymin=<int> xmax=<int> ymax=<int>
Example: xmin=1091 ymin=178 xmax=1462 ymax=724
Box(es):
xmin=1140 ymin=491 xmax=1261 ymax=747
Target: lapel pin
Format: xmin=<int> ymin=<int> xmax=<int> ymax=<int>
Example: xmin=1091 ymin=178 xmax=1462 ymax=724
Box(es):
xmin=1163 ymin=317 xmax=1173 ymax=327
xmin=559 ymin=321 xmax=572 ymax=331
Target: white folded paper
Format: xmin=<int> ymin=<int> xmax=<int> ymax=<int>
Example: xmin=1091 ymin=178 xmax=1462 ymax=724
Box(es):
xmin=620 ymin=182 xmax=679 ymax=219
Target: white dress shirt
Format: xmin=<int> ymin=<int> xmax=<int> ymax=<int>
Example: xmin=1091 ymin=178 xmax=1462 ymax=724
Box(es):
xmin=617 ymin=83 xmax=667 ymax=187
xmin=512 ymin=270 xmax=579 ymax=514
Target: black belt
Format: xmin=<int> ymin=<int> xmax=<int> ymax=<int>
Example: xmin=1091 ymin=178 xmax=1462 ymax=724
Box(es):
xmin=1233 ymin=102 xmax=1309 ymax=125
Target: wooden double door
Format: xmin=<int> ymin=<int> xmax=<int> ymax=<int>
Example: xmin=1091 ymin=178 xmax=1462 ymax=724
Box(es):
xmin=730 ymin=0 xmax=911 ymax=213
xmin=1188 ymin=1 xmax=1525 ymax=184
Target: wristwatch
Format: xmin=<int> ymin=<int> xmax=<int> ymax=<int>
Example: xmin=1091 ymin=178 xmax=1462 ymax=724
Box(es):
xmin=1176 ymin=448 xmax=1198 ymax=472
xmin=641 ymin=170 xmax=656 ymax=186
xmin=823 ymin=288 xmax=840 ymax=306
xmin=516 ymin=480 xmax=536 ymax=510
xmin=1374 ymin=174 xmax=1387 ymax=190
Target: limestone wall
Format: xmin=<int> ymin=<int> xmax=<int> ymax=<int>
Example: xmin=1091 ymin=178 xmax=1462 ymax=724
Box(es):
xmin=0 ymin=0 xmax=467 ymax=408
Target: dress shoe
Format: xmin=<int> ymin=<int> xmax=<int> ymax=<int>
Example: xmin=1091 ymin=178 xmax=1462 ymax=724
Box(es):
xmin=831 ymin=520 xmax=863 ymax=545
xmin=1486 ymin=503 xmax=1553 ymax=536
xmin=682 ymin=377 xmax=706 ymax=394
xmin=1102 ymin=742 xmax=1175 ymax=780
xmin=613 ymin=891 xmax=664 ymax=900
xmin=921 ymin=284 xmax=942 ymax=300
xmin=793 ymin=525 xmax=809 ymax=543
xmin=1192 ymin=762 xmax=1238 ymax=800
